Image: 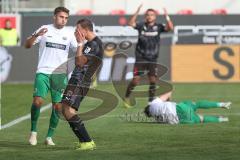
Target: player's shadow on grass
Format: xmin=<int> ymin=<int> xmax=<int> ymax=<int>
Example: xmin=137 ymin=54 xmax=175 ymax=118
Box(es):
xmin=0 ymin=141 xmax=70 ymax=151
xmin=127 ymin=121 xmax=158 ymax=124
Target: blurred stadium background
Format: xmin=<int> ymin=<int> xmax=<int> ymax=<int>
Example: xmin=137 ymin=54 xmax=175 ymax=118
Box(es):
xmin=1 ymin=0 xmax=240 ymax=83
xmin=0 ymin=0 xmax=240 ymax=160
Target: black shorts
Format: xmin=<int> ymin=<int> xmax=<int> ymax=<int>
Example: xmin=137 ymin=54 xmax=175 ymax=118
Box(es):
xmin=133 ymin=61 xmax=157 ymax=77
xmin=61 ymin=67 xmax=91 ymax=110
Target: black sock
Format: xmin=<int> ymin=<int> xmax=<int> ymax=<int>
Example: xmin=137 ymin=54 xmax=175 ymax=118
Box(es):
xmin=125 ymin=81 xmax=136 ymax=98
xmin=149 ymin=82 xmax=156 ymax=102
xmin=68 ymin=115 xmax=91 ymax=142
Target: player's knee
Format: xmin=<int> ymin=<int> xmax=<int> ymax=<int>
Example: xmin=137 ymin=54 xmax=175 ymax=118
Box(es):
xmin=132 ymin=81 xmax=138 ymax=86
xmin=132 ymin=78 xmax=140 ymax=85
xmin=61 ymin=105 xmax=68 ymax=117
xmin=53 ymin=103 xmax=62 ymax=111
xmin=150 ymin=80 xmax=156 ymax=85
xmin=52 ymin=103 xmax=62 ymax=116
xmin=149 ymin=76 xmax=156 ymax=84
xmin=33 ymin=97 xmax=44 ymax=107
xmin=62 ymin=104 xmax=76 ymax=120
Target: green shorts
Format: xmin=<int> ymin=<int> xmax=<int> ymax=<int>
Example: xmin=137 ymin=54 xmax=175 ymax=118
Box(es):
xmin=33 ymin=73 xmax=67 ymax=103
xmin=176 ymin=101 xmax=201 ymax=124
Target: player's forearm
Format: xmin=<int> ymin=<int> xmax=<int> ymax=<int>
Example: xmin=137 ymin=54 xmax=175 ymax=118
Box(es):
xmin=129 ymin=4 xmax=142 ymax=27
xmin=24 ymin=35 xmax=37 ymax=48
xmin=75 ymin=55 xmax=88 ymax=67
xmin=128 ymin=15 xmax=137 ymax=27
xmin=165 ymin=16 xmax=174 ymax=31
xmin=75 ymin=45 xmax=86 ymax=67
xmin=166 ymin=20 xmax=174 ymax=31
xmin=128 ymin=10 xmax=140 ymax=27
xmin=159 ymin=91 xmax=172 ymax=101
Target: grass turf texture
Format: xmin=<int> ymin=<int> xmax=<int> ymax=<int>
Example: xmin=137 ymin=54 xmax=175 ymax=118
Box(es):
xmin=0 ymin=83 xmax=240 ymax=160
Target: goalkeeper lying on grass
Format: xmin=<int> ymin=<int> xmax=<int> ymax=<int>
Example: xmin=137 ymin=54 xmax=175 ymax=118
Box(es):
xmin=144 ymin=91 xmax=231 ymax=124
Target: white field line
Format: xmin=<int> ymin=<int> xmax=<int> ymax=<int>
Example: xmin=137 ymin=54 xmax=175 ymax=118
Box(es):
xmin=0 ymin=103 xmax=51 ymax=130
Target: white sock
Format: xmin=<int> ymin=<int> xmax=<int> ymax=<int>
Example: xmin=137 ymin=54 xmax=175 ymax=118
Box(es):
xmin=31 ymin=131 xmax=37 ymax=135
xmin=218 ymin=102 xmax=231 ymax=109
xmin=219 ymin=117 xmax=229 ymax=122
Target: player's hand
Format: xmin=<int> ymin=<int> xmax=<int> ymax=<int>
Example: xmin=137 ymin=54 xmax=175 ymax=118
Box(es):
xmin=35 ymin=28 xmax=48 ymax=37
xmin=136 ymin=4 xmax=143 ymax=13
xmin=163 ymin=8 xmax=168 ymax=17
xmin=163 ymin=7 xmax=172 ymax=22
xmin=75 ymin=29 xmax=86 ymax=43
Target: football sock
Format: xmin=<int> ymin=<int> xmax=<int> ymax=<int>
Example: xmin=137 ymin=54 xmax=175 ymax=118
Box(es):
xmin=31 ymin=104 xmax=40 ymax=132
xmin=46 ymin=108 xmax=59 ymax=138
xmin=125 ymin=81 xmax=136 ymax=98
xmin=68 ymin=115 xmax=91 ymax=142
xmin=218 ymin=116 xmax=229 ymax=122
xmin=203 ymin=115 xmax=220 ymax=123
xmin=195 ymin=101 xmax=220 ymax=109
xmin=217 ymin=102 xmax=231 ymax=109
xmin=149 ymin=82 xmax=156 ymax=102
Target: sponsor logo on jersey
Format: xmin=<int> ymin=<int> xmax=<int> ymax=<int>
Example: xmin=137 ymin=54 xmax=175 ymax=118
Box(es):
xmin=62 ymin=36 xmax=67 ymax=40
xmin=84 ymin=46 xmax=91 ymax=54
xmin=46 ymin=42 xmax=67 ymax=50
xmin=141 ymin=31 xmax=158 ymax=36
xmin=153 ymin=26 xmax=158 ymax=31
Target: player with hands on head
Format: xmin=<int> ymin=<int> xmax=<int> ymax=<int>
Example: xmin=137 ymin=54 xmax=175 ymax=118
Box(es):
xmin=61 ymin=18 xmax=103 ymax=151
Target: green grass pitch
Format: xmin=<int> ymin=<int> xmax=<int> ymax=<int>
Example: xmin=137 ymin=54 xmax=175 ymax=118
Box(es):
xmin=0 ymin=83 xmax=240 ymax=160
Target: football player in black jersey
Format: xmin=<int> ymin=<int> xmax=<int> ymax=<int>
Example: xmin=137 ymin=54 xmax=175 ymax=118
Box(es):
xmin=124 ymin=5 xmax=174 ymax=107
xmin=61 ymin=18 xmax=103 ymax=150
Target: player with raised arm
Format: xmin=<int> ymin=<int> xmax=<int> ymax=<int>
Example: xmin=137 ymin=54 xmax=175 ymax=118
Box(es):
xmin=144 ymin=91 xmax=231 ymax=124
xmin=124 ymin=4 xmax=174 ymax=108
xmin=25 ymin=7 xmax=77 ymax=146
xmin=61 ymin=18 xmax=103 ymax=150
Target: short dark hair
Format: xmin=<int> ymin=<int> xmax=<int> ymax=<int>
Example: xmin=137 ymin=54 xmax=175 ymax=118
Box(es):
xmin=144 ymin=105 xmax=151 ymax=117
xmin=54 ymin=6 xmax=69 ymax=15
xmin=145 ymin=8 xmax=157 ymax=15
xmin=76 ymin=18 xmax=93 ymax=31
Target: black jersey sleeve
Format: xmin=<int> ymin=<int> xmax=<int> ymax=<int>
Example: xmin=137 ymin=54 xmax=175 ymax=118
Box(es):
xmin=84 ymin=41 xmax=103 ymax=60
xmin=83 ymin=39 xmax=103 ymax=71
xmin=158 ymin=23 xmax=167 ymax=33
xmin=134 ymin=22 xmax=144 ymax=31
